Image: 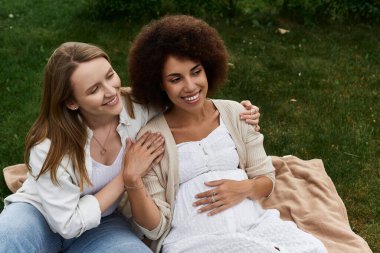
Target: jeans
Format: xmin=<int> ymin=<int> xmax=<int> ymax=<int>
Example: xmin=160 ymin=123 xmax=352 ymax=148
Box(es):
xmin=0 ymin=202 xmax=152 ymax=253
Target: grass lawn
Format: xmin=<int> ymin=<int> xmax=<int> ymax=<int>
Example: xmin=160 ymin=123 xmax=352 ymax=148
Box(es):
xmin=0 ymin=0 xmax=379 ymax=251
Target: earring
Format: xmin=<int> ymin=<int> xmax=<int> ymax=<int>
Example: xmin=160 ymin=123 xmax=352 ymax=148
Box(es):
xmin=71 ymin=106 xmax=79 ymax=110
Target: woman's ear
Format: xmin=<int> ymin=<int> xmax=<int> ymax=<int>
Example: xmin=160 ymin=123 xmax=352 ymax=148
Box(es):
xmin=66 ymin=100 xmax=79 ymax=110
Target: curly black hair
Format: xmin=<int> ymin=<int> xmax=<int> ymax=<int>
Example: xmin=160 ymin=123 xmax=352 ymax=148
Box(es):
xmin=128 ymin=15 xmax=228 ymax=110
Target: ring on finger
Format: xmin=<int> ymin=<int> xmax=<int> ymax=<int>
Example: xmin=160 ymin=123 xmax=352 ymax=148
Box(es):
xmin=211 ymin=191 xmax=216 ymax=203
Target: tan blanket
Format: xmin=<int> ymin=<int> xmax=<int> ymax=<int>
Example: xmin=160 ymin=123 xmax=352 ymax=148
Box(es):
xmin=2 ymin=156 xmax=372 ymax=253
xmin=260 ymin=155 xmax=372 ymax=253
xmin=3 ymin=164 xmax=27 ymax=193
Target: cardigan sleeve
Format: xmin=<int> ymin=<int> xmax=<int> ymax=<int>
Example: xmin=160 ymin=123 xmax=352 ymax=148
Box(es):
xmin=132 ymin=120 xmax=173 ymax=241
xmin=244 ymin=131 xmax=275 ymax=196
xmin=218 ymin=100 xmax=276 ymax=196
xmin=241 ymin=112 xmax=276 ymax=196
xmin=133 ymin=167 xmax=171 ymax=240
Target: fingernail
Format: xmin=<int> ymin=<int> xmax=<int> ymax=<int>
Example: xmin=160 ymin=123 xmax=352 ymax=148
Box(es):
xmin=192 ymin=203 xmax=196 ymax=206
xmin=197 ymin=209 xmax=202 ymax=213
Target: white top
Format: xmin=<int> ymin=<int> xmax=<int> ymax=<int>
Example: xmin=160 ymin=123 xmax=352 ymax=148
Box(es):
xmin=82 ymin=146 xmax=125 ymax=217
xmin=163 ymin=118 xmax=265 ymax=249
xmin=5 ymin=98 xmax=160 ymax=239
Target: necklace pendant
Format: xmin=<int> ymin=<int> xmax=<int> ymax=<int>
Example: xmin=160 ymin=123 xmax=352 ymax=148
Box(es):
xmin=100 ymin=148 xmax=106 ymax=155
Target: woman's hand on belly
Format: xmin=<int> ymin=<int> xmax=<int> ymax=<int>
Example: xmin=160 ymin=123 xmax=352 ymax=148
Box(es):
xmin=192 ymin=179 xmax=252 ymax=216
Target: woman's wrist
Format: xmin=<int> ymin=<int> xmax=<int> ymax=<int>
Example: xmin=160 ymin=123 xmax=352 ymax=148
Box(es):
xmin=248 ymin=176 xmax=272 ymax=200
xmin=124 ymin=184 xmax=144 ymax=190
xmin=124 ymin=176 xmax=144 ymax=190
xmin=244 ymin=179 xmax=256 ymax=199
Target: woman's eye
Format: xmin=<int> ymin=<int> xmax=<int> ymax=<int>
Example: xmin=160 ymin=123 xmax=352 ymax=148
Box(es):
xmin=106 ymin=72 xmax=114 ymax=79
xmin=90 ymin=86 xmax=98 ymax=94
xmin=170 ymin=77 xmax=180 ymax=83
xmin=192 ymin=69 xmax=201 ymax=76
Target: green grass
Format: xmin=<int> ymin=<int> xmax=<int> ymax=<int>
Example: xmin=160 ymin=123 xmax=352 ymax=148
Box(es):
xmin=0 ymin=0 xmax=379 ymax=252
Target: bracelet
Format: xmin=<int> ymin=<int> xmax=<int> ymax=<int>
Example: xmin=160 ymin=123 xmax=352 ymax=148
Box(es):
xmin=124 ymin=183 xmax=144 ymax=190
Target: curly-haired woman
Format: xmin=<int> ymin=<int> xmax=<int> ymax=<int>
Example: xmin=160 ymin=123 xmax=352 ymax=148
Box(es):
xmin=125 ymin=15 xmax=328 ymax=253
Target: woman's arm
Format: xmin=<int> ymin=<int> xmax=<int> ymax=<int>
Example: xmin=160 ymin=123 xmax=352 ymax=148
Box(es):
xmin=193 ymin=176 xmax=273 ymax=215
xmin=28 ymin=140 xmax=101 ymax=239
xmin=93 ymin=173 xmax=125 ymax=213
xmin=121 ymin=132 xmax=165 ymax=234
xmin=75 ymin=134 xmax=164 ymax=218
xmin=193 ymin=101 xmax=274 ymax=216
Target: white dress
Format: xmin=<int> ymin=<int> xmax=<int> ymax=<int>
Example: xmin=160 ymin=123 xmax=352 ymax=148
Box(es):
xmin=162 ymin=119 xmax=327 ymax=253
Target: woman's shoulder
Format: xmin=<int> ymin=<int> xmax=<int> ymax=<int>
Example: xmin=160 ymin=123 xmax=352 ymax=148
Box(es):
xmin=30 ymin=138 xmax=51 ymax=154
xmin=212 ymin=99 xmax=250 ymax=134
xmin=141 ymin=113 xmax=167 ymax=131
xmin=212 ymin=99 xmax=244 ymax=114
xmin=29 ymin=138 xmax=70 ymax=166
xmin=28 ymin=138 xmax=53 ymax=174
xmin=136 ymin=113 xmax=170 ymax=139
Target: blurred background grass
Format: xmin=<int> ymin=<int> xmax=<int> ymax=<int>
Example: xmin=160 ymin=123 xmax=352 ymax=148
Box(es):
xmin=0 ymin=0 xmax=379 ymax=251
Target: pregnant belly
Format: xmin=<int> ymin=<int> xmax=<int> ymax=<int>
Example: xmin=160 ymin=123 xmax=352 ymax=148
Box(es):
xmin=164 ymin=169 xmax=264 ymax=245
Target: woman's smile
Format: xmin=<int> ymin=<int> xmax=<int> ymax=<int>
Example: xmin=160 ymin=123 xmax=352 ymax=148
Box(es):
xmin=182 ymin=91 xmax=201 ymax=104
xmin=103 ymin=95 xmax=119 ymax=106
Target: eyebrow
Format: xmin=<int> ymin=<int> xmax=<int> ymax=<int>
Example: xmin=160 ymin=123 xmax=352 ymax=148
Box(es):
xmin=166 ymin=63 xmax=202 ymax=77
xmin=191 ymin=64 xmax=202 ymax=71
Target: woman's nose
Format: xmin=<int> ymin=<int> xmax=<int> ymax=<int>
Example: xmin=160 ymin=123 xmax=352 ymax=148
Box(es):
xmin=183 ymin=77 xmax=197 ymax=91
xmin=103 ymin=82 xmax=116 ymax=96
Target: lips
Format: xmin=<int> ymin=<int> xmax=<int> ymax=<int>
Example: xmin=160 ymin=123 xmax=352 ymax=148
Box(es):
xmin=103 ymin=95 xmax=118 ymax=106
xmin=182 ymin=92 xmax=200 ymax=103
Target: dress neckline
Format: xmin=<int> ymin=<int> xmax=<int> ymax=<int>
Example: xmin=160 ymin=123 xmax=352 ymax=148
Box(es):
xmin=176 ymin=117 xmax=225 ymax=148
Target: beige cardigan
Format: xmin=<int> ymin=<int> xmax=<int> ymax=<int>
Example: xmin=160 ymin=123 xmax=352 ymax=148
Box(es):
xmin=126 ymin=99 xmax=275 ymax=253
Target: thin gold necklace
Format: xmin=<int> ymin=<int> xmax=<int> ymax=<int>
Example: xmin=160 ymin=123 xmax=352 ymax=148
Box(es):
xmin=92 ymin=123 xmax=113 ymax=155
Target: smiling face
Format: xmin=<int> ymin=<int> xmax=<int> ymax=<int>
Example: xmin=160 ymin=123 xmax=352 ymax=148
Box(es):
xmin=68 ymin=57 xmax=123 ymax=123
xmin=161 ymin=55 xmax=208 ymax=113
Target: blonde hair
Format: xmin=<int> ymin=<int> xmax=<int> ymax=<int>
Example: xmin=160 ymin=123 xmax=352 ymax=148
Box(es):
xmin=24 ymin=42 xmax=132 ymax=190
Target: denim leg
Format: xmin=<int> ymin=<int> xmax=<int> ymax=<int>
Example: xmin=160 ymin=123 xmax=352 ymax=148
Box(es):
xmin=0 ymin=202 xmax=63 ymax=253
xmin=64 ymin=212 xmax=152 ymax=253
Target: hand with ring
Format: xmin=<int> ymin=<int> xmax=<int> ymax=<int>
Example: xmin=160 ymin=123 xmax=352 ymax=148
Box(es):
xmin=211 ymin=191 xmax=217 ymax=203
xmin=239 ymin=100 xmax=260 ymax=132
xmin=193 ymin=179 xmax=251 ymax=216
